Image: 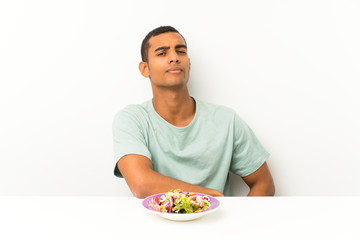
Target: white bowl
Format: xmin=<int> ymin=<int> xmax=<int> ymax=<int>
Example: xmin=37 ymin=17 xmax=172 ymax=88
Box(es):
xmin=142 ymin=192 xmax=220 ymax=221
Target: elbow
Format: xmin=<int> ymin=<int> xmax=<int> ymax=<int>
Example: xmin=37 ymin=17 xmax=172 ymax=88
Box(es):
xmin=262 ymin=176 xmax=275 ymax=196
xmin=268 ymin=180 xmax=276 ymax=196
xmin=128 ymin=177 xmax=152 ymax=199
xmin=248 ymin=178 xmax=275 ymax=196
xmin=132 ymin=188 xmax=148 ymax=199
xmin=265 ymin=176 xmax=276 ymax=196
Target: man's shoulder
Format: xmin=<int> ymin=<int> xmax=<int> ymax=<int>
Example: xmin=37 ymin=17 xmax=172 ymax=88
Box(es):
xmin=113 ymin=100 xmax=152 ymax=122
xmin=196 ymin=98 xmax=237 ymax=118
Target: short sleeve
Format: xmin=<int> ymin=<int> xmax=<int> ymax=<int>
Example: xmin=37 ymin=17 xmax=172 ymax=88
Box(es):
xmin=112 ymin=106 xmax=151 ymax=178
xmin=230 ymin=113 xmax=270 ymax=177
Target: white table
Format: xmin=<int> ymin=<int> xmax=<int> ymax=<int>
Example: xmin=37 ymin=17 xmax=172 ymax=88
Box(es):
xmin=0 ymin=196 xmax=359 ymax=240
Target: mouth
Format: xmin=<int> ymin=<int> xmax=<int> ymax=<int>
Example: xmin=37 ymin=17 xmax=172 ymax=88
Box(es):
xmin=166 ymin=68 xmax=182 ymax=74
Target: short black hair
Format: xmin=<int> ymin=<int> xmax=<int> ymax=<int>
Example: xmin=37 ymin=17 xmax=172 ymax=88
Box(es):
xmin=140 ymin=26 xmax=187 ymax=63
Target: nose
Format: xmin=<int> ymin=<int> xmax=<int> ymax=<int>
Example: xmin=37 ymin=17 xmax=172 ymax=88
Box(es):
xmin=170 ymin=59 xmax=179 ymax=63
xmin=168 ymin=50 xmax=180 ymax=64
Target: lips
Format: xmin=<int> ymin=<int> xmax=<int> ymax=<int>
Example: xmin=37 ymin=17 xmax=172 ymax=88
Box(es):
xmin=166 ymin=68 xmax=182 ymax=74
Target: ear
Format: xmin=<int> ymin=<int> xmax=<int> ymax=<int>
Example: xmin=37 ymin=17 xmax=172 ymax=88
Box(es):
xmin=139 ymin=61 xmax=150 ymax=78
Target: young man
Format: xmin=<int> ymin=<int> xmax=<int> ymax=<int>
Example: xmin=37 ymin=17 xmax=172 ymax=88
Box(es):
xmin=113 ymin=26 xmax=275 ymax=198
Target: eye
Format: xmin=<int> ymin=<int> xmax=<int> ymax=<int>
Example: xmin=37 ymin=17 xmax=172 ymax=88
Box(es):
xmin=157 ymin=52 xmax=166 ymax=56
xmin=177 ymin=50 xmax=186 ymax=54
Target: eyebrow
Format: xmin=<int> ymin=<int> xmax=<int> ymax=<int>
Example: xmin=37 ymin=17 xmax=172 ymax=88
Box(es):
xmin=154 ymin=44 xmax=187 ymax=52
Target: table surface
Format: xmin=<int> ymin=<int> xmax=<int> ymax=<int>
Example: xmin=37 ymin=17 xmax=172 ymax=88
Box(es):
xmin=0 ymin=196 xmax=359 ymax=240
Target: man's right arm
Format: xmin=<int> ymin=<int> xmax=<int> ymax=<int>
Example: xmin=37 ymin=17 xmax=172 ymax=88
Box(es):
xmin=117 ymin=154 xmax=224 ymax=199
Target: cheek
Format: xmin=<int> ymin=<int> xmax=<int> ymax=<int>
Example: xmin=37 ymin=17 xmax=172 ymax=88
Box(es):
xmin=148 ymin=61 xmax=164 ymax=74
xmin=149 ymin=66 xmax=161 ymax=77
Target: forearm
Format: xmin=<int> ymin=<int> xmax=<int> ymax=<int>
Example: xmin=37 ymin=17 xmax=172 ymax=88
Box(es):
xmin=128 ymin=170 xmax=223 ymax=199
xmin=117 ymin=155 xmax=223 ymax=198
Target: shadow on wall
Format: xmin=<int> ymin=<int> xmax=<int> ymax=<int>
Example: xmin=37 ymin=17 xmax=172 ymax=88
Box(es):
xmin=229 ymin=172 xmax=250 ymax=196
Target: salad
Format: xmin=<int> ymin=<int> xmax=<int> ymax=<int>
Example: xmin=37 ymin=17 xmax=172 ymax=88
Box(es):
xmin=148 ymin=189 xmax=211 ymax=213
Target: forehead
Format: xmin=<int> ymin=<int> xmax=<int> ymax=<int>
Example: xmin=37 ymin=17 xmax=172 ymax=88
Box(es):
xmin=148 ymin=32 xmax=186 ymax=50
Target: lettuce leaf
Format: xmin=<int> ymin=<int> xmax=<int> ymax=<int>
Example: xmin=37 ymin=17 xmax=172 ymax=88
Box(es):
xmin=173 ymin=197 xmax=194 ymax=213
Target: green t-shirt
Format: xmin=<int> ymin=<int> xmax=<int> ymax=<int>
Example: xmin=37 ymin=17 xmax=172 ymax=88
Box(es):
xmin=112 ymin=98 xmax=269 ymax=196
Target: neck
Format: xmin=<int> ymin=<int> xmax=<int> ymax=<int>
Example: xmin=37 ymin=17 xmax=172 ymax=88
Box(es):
xmin=152 ymin=87 xmax=195 ymax=127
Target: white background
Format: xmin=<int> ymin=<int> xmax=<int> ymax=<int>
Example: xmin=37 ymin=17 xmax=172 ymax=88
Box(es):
xmin=1 ymin=0 xmax=359 ymax=196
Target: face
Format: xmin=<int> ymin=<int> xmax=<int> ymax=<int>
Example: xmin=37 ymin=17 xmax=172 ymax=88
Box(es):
xmin=139 ymin=32 xmax=191 ymax=89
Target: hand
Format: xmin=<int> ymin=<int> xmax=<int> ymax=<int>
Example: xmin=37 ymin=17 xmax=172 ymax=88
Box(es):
xmin=209 ymin=189 xmax=224 ymax=197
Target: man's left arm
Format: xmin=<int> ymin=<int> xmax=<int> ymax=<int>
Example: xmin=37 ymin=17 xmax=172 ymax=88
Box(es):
xmin=242 ymin=162 xmax=275 ymax=196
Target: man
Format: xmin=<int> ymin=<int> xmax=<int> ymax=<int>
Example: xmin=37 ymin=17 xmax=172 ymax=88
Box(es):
xmin=113 ymin=26 xmax=275 ymax=198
